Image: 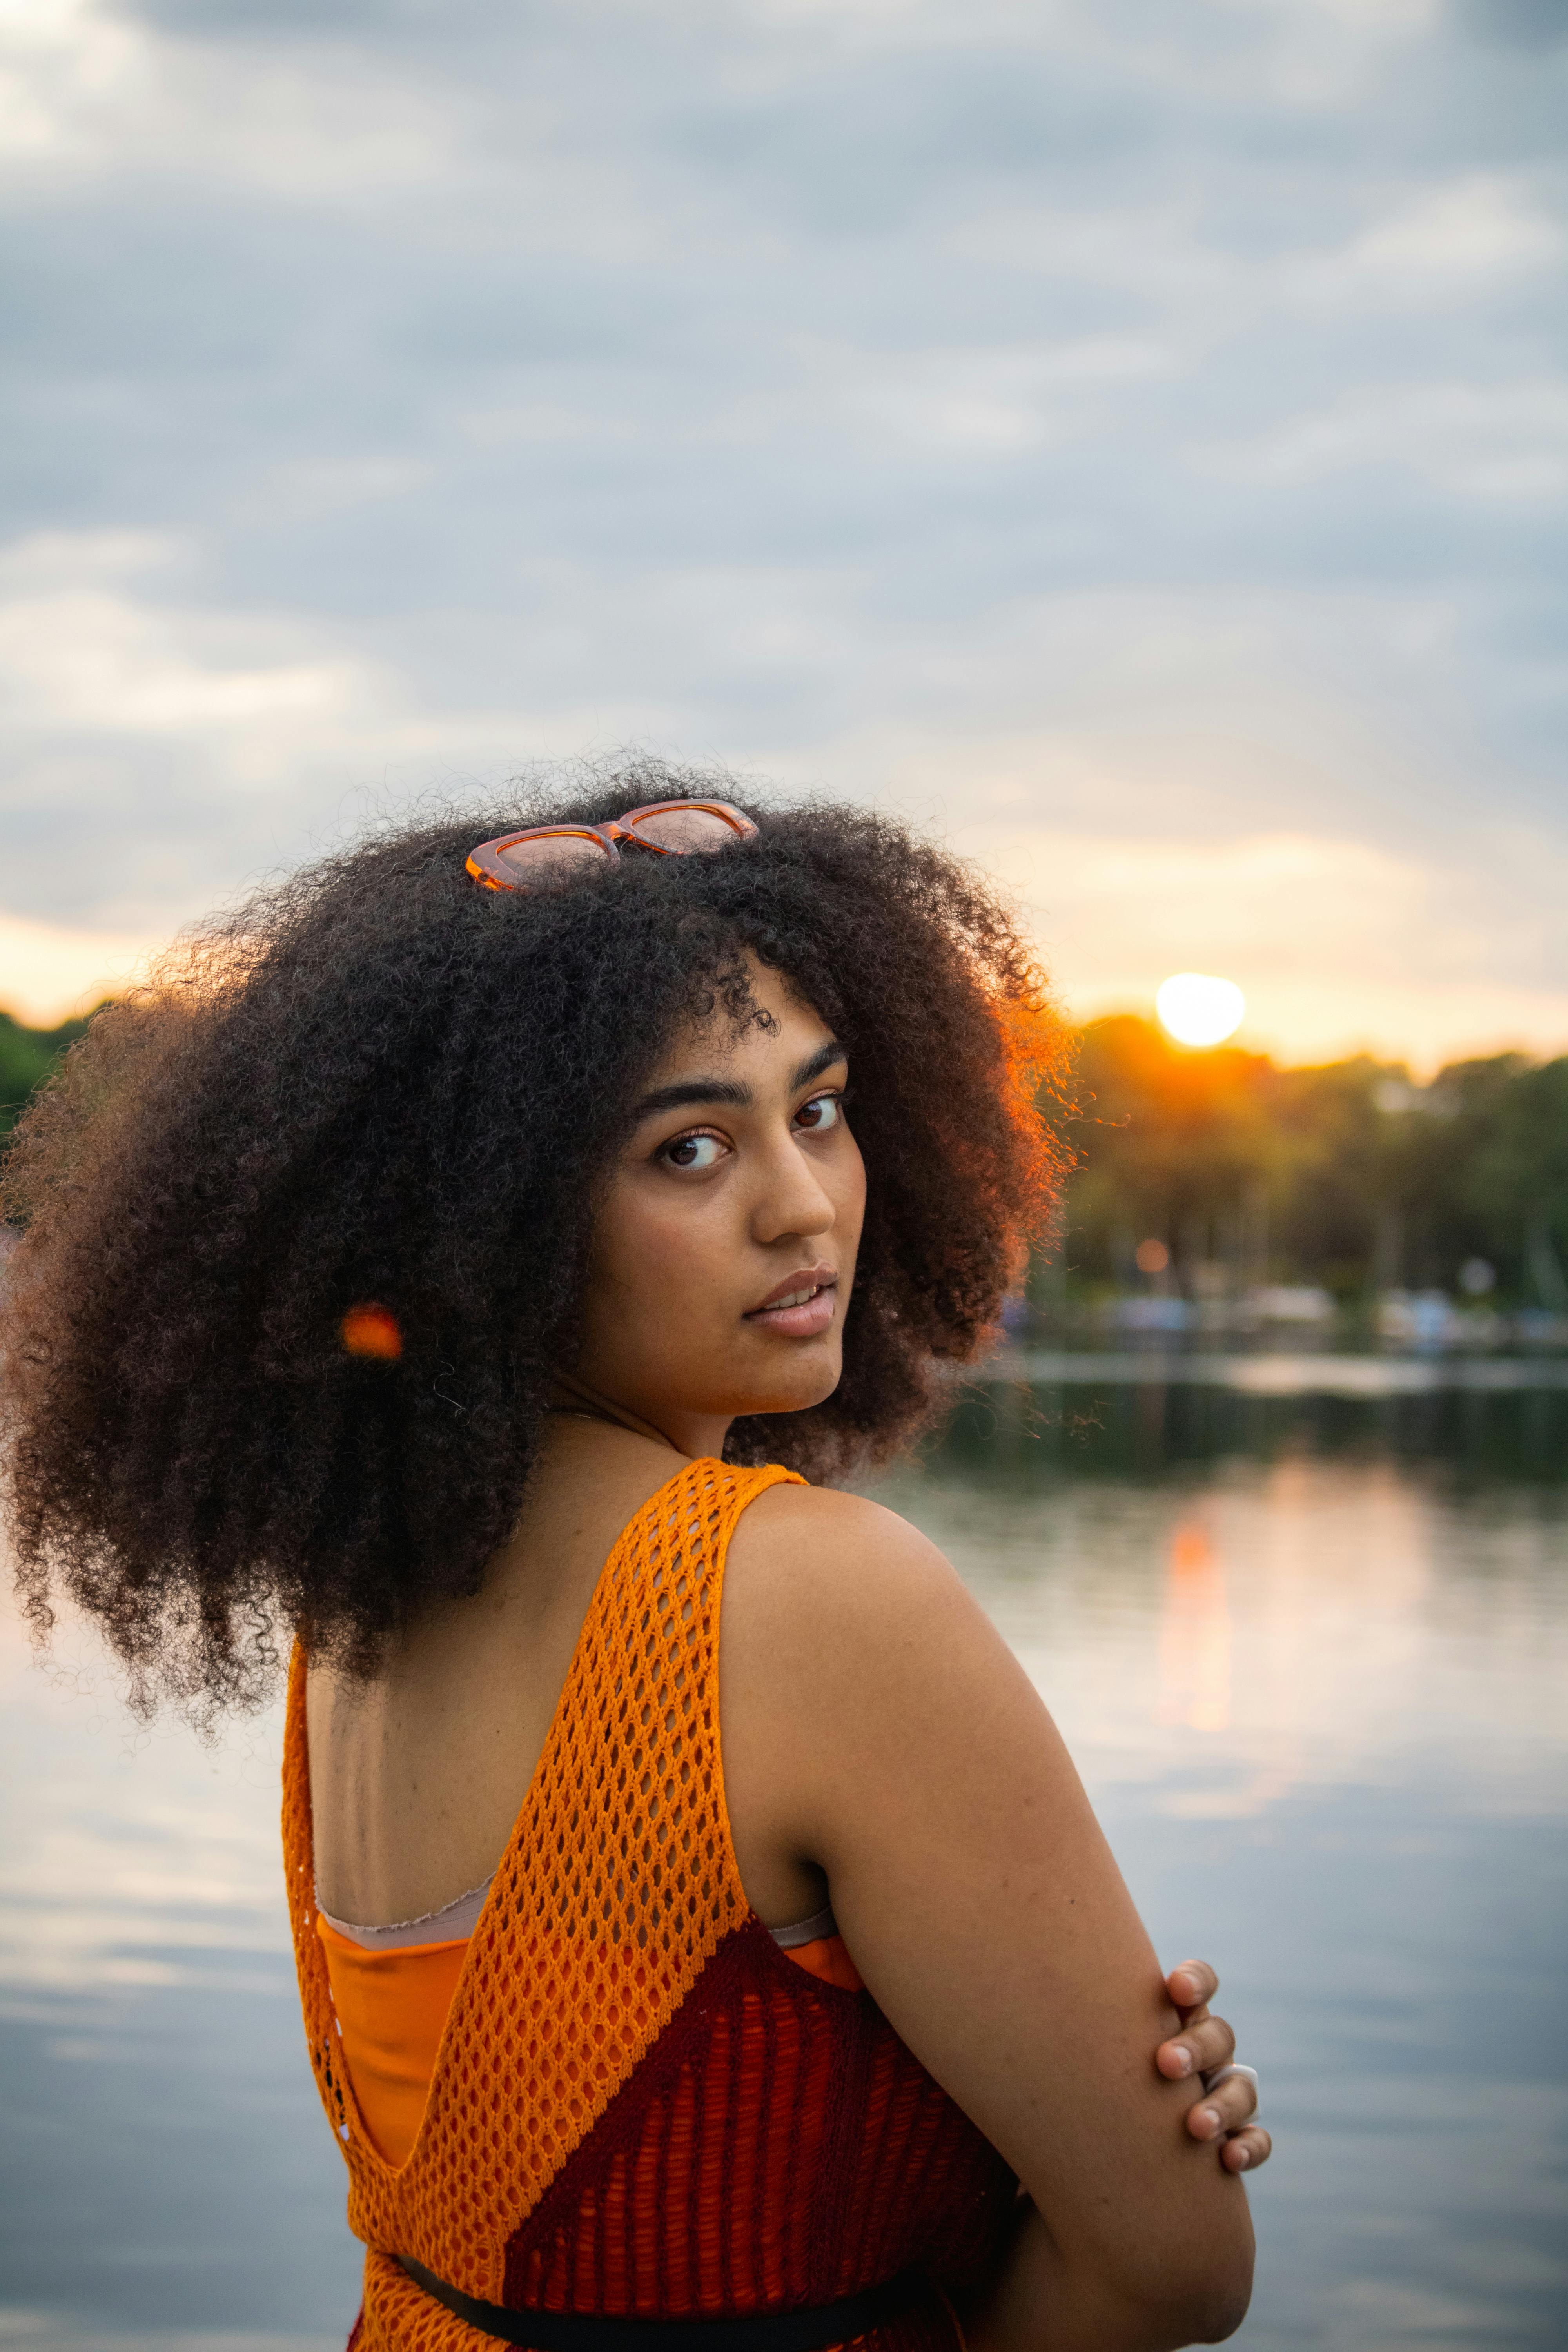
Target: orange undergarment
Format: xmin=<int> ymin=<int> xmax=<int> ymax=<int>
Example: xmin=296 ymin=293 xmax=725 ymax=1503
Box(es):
xmin=317 ymin=1912 xmax=864 ymax=2170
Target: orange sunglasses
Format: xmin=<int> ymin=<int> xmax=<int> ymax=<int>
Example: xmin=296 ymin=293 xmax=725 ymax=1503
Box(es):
xmin=467 ymin=797 xmax=757 ymax=892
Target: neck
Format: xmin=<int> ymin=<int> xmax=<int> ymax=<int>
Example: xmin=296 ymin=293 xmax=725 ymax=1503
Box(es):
xmin=551 ymin=1368 xmax=731 ymax=1462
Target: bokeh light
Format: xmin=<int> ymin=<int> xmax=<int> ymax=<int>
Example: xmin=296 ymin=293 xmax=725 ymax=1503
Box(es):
xmin=341 ymin=1303 xmax=403 ymax=1361
xmin=1156 ymin=973 xmax=1246 ymax=1049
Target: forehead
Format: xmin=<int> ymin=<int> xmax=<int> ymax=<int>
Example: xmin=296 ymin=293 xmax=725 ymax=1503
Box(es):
xmin=658 ymin=962 xmax=834 ymax=1077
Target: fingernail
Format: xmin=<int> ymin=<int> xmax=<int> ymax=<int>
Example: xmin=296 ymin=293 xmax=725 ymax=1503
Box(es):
xmin=1165 ymin=2045 xmax=1192 ymax=2077
xmin=1196 ymin=2105 xmax=1220 ymax=2137
xmin=1233 ymin=2145 xmax=1251 ymax=2169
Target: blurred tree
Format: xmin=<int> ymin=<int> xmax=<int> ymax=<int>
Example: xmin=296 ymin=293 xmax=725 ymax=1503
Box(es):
xmin=1269 ymin=1055 xmax=1405 ymax=1300
xmin=0 ymin=1006 xmax=96 ymax=1143
xmin=1053 ymin=1019 xmax=1568 ymax=1307
xmin=1060 ymin=1017 xmax=1282 ymax=1290
xmin=1448 ymin=1056 xmax=1568 ymax=1303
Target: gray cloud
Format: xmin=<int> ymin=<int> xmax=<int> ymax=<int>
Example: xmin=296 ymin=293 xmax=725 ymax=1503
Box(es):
xmin=0 ymin=0 xmax=1564 ymax=1053
xmin=123 ymin=0 xmax=453 ymax=36
xmin=1460 ymin=0 xmax=1568 ymax=52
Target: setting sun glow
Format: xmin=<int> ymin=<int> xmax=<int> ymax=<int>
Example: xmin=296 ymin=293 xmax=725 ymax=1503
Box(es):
xmin=1156 ymin=972 xmax=1246 ymax=1049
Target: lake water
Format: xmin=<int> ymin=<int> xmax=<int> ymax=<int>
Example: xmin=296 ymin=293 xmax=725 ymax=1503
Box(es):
xmin=2 ymin=1371 xmax=1566 ymax=2351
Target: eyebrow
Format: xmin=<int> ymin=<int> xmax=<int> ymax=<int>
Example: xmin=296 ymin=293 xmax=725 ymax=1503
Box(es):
xmin=632 ymin=1038 xmax=848 ymax=1122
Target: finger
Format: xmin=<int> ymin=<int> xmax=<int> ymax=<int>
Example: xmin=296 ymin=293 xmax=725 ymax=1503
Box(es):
xmin=1166 ymin=1958 xmax=1218 ymax=2012
xmin=1186 ymin=2072 xmax=1259 ymax=2141
xmin=1156 ymin=2012 xmax=1237 ymax=2081
xmin=1220 ymin=2127 xmax=1271 ymax=2174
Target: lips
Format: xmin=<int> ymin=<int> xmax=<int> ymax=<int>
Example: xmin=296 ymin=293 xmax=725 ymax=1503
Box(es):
xmin=744 ymin=1263 xmax=838 ymax=1339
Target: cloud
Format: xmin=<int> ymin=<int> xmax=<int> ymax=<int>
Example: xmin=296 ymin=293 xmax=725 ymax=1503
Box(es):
xmin=1460 ymin=0 xmax=1568 ymax=51
xmin=0 ymin=908 xmax=162 ymax=1026
xmin=719 ymin=333 xmax=1185 ymax=457
xmin=0 ymin=526 xmax=705 ymax=938
xmin=0 ymin=0 xmax=1564 ymax=1060
xmin=0 ymin=534 xmax=355 ymax=732
xmin=1341 ymin=173 xmax=1560 ymax=278
xmin=0 ymin=0 xmax=454 ymax=196
xmin=939 ymin=818 xmax=1568 ymax=1070
xmin=1289 ymin=174 xmax=1563 ymax=310
xmin=1206 ymin=377 xmax=1568 ymax=499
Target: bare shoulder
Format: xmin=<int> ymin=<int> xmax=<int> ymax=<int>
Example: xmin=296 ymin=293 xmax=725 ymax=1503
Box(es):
xmin=731 ymin=1478 xmax=957 ymax=1601
xmin=727 ymin=1479 xmax=980 ymax=1662
xmin=720 ymin=1475 xmax=1029 ymax=1931
xmin=724 ymin=1477 xmax=1021 ymax=1752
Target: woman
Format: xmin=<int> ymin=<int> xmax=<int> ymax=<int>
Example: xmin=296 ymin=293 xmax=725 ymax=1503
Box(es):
xmin=2 ymin=781 xmax=1267 ymax=2352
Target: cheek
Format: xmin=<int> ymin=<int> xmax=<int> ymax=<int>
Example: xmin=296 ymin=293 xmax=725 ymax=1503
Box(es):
xmin=835 ymin=1134 xmax=868 ymax=1249
xmin=588 ymin=1180 xmax=730 ymax=1318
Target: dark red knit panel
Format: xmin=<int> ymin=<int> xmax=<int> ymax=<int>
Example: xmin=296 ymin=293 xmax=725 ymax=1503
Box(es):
xmin=502 ymin=1921 xmax=1016 ymax=2325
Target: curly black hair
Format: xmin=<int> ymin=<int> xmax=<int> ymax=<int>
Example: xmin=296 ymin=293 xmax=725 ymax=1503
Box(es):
xmin=1 ymin=765 xmax=1068 ymax=1713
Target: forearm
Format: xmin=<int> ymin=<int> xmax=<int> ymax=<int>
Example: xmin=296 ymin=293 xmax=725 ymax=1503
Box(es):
xmin=959 ymin=2197 xmax=1252 ymax=2352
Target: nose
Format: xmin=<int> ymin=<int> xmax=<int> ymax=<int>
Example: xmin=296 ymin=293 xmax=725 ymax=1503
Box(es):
xmin=749 ymin=1126 xmax=837 ymax=1249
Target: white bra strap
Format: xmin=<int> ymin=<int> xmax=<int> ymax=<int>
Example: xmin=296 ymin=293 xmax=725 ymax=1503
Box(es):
xmin=768 ymin=1903 xmax=839 ymax=1950
xmin=317 ymin=1876 xmax=494 ymax=1951
xmin=320 ymin=1881 xmax=841 ymax=1956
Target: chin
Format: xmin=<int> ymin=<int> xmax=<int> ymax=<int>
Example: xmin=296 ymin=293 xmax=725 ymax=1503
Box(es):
xmin=722 ymin=1348 xmax=843 ymax=1421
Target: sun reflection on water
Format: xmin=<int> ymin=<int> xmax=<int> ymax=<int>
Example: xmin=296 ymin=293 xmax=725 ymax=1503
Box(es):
xmin=1158 ymin=1520 xmax=1231 ymax=1733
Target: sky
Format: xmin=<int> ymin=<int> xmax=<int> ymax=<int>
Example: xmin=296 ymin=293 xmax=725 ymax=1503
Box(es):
xmin=0 ymin=0 xmax=1564 ymax=1069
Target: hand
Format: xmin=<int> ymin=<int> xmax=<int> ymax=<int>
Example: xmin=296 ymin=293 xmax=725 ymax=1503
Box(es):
xmin=1156 ymin=1959 xmax=1270 ymax=2175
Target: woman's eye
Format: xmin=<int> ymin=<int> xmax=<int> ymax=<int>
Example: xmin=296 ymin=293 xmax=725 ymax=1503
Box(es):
xmin=795 ymin=1093 xmax=843 ymax=1134
xmin=661 ymin=1131 xmax=726 ymax=1171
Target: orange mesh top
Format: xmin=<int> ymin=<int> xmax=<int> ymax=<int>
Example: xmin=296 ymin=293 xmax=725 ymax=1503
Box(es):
xmin=283 ymin=1456 xmax=1016 ymax=2351
xmin=316 ymin=1915 xmax=865 ymax=2172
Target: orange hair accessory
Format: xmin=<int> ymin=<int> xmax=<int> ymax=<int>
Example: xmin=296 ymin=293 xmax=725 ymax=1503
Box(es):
xmin=340 ymin=1303 xmax=403 ymax=1361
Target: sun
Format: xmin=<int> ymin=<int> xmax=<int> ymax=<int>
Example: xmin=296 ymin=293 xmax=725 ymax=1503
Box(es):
xmin=1156 ymin=972 xmax=1245 ymax=1049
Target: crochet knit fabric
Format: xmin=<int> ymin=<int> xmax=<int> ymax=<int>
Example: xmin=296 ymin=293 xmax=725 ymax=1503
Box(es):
xmin=283 ymin=1457 xmax=1017 ymax=2351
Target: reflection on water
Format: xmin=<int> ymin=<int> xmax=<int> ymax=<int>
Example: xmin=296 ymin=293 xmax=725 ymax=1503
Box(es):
xmin=1158 ymin=1522 xmax=1230 ymax=1735
xmin=2 ymin=1381 xmax=1566 ymax=2349
xmin=883 ymin=1383 xmax=1568 ymax=2352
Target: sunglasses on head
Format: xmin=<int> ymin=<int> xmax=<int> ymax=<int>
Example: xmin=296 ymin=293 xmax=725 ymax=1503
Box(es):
xmin=467 ymin=798 xmax=757 ymax=893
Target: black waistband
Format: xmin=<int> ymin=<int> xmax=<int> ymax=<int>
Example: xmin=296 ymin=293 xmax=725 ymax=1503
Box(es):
xmin=396 ymin=2256 xmax=929 ymax=2352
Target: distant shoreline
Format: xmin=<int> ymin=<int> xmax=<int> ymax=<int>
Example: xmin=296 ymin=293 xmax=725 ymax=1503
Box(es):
xmin=969 ymin=1348 xmax=1568 ymax=1394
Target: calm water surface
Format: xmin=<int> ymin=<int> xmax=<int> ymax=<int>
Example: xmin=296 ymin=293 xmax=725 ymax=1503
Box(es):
xmin=2 ymin=1378 xmax=1565 ymax=2351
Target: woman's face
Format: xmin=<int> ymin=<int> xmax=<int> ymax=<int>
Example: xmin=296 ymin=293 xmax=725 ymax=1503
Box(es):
xmin=572 ymin=961 xmax=866 ymax=1458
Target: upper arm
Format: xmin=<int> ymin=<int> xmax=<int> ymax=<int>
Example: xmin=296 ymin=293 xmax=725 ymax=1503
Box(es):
xmin=720 ymin=1485 xmax=1252 ymax=2315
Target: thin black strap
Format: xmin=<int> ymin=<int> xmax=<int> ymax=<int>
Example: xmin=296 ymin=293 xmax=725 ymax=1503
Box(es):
xmin=396 ymin=2257 xmax=929 ymax=2352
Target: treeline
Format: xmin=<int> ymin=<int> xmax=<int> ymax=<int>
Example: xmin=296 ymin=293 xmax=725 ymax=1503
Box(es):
xmin=1055 ymin=1016 xmax=1568 ymax=1308
xmin=4 ymin=1000 xmax=1567 ymax=1309
xmin=0 ymin=1006 xmax=96 ymax=1141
